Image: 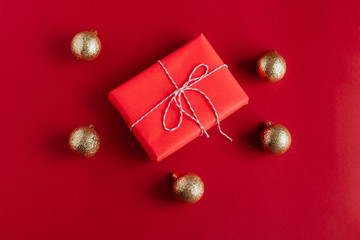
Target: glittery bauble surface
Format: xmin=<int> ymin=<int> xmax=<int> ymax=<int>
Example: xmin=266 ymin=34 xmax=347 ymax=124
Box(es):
xmin=69 ymin=125 xmax=100 ymax=157
xmin=172 ymin=173 xmax=204 ymax=204
xmin=261 ymin=122 xmax=291 ymax=155
xmin=71 ymin=30 xmax=101 ymax=61
xmin=257 ymin=50 xmax=286 ymax=82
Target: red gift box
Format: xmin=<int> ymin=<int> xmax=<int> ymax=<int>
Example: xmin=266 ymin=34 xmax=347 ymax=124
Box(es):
xmin=108 ymin=34 xmax=249 ymax=161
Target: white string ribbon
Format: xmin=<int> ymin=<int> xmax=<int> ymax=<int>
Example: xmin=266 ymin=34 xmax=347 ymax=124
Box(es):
xmin=130 ymin=60 xmax=232 ymax=141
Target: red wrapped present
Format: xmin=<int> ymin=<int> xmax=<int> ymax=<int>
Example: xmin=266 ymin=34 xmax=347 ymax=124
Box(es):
xmin=108 ymin=34 xmax=249 ymax=162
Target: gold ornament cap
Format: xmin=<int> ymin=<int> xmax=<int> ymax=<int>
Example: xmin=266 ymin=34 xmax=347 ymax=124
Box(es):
xmin=260 ymin=121 xmax=291 ymax=155
xmin=71 ymin=30 xmax=101 ymax=61
xmin=172 ymin=172 xmax=204 ymax=204
xmin=257 ymin=50 xmax=286 ymax=82
xmin=69 ymin=125 xmax=100 ymax=157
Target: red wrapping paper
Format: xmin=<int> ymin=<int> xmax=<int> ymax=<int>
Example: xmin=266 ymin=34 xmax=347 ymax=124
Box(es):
xmin=108 ymin=34 xmax=249 ymax=161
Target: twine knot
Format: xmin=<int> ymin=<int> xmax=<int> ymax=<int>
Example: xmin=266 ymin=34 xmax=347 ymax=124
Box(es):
xmin=130 ymin=60 xmax=232 ymax=141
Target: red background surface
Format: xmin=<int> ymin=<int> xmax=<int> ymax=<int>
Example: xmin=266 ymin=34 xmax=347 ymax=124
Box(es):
xmin=1 ymin=0 xmax=360 ymax=239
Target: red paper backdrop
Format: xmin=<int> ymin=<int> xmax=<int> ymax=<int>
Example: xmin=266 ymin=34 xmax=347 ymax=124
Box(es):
xmin=1 ymin=0 xmax=360 ymax=239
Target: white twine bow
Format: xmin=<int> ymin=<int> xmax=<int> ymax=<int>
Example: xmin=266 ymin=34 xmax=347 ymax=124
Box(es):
xmin=130 ymin=60 xmax=232 ymax=141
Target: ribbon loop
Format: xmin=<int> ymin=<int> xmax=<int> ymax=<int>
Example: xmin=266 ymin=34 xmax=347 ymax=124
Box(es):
xmin=130 ymin=60 xmax=232 ymax=142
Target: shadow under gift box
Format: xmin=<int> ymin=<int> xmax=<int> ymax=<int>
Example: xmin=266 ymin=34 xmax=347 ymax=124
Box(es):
xmin=108 ymin=34 xmax=249 ymax=162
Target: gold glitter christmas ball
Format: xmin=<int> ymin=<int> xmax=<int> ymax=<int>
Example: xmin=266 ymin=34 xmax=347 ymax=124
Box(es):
xmin=172 ymin=172 xmax=204 ymax=204
xmin=69 ymin=125 xmax=100 ymax=157
xmin=261 ymin=121 xmax=291 ymax=155
xmin=257 ymin=50 xmax=286 ymax=82
xmin=71 ymin=30 xmax=101 ymax=61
